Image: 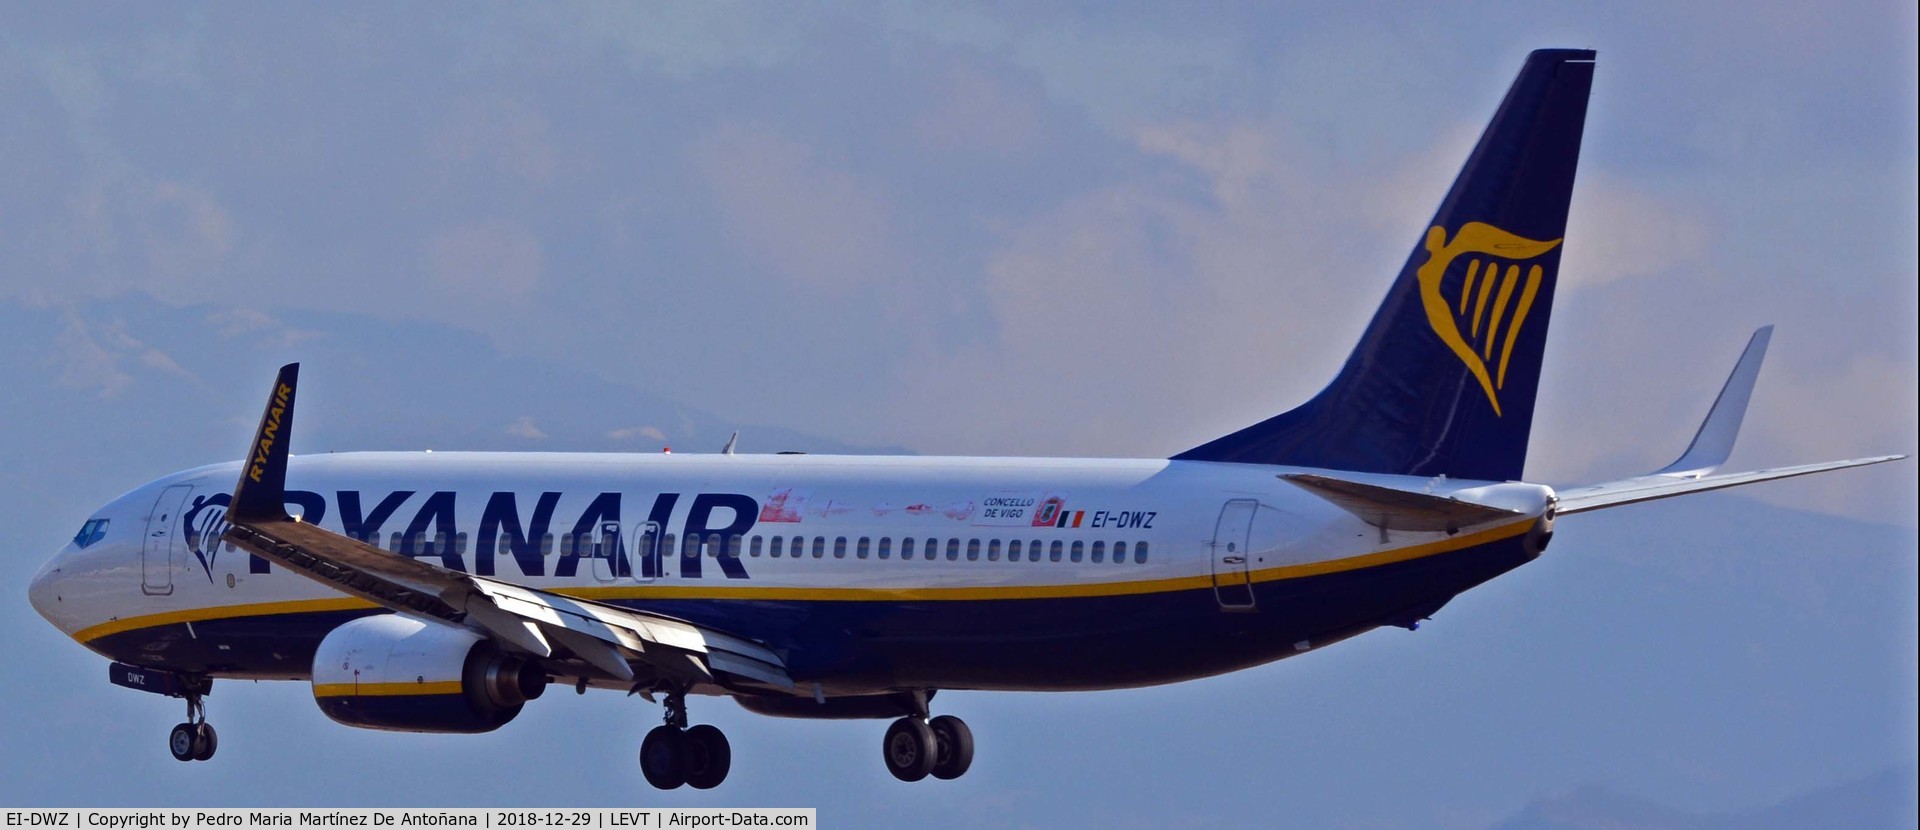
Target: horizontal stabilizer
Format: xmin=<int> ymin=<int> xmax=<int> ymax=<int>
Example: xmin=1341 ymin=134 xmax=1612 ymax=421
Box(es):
xmin=1553 ymin=327 xmax=1905 ymax=514
xmin=1556 ymin=455 xmax=1905 ymax=514
xmin=1281 ymin=473 xmax=1521 ymax=532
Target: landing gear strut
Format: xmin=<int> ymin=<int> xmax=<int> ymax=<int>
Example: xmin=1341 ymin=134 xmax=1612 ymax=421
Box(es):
xmin=639 ymin=689 xmax=731 ymax=790
xmin=882 ymin=693 xmax=973 ymax=782
xmin=167 ymin=678 xmax=217 ymax=763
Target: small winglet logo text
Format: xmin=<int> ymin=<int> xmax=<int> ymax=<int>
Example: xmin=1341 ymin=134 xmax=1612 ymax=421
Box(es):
xmin=1416 ymin=222 xmax=1562 ymax=415
xmin=249 ymin=382 xmax=292 ymax=483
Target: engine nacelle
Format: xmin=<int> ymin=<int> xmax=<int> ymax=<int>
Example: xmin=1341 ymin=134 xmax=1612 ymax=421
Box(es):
xmin=312 ymin=615 xmax=546 ymax=733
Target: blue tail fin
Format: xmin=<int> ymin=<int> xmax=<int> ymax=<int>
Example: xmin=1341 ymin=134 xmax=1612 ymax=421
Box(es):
xmin=1174 ymin=49 xmax=1595 ymax=481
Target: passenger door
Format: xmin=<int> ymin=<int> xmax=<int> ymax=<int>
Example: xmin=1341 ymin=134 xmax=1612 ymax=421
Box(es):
xmin=1210 ymin=499 xmax=1257 ymax=610
xmin=142 ymin=484 xmax=194 ymax=596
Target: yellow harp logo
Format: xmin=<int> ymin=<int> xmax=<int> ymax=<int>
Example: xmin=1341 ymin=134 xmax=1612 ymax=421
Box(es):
xmin=1417 ymin=222 xmax=1562 ymax=416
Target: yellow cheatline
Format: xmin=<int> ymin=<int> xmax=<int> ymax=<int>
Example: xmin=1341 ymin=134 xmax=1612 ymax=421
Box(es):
xmin=312 ymin=681 xmax=464 ymax=698
xmin=75 ymin=596 xmax=377 ymax=643
xmin=74 ymin=519 xmax=1534 ymax=638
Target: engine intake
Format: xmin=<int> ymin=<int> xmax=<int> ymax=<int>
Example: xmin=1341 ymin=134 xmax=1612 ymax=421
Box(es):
xmin=312 ymin=614 xmax=545 ymax=733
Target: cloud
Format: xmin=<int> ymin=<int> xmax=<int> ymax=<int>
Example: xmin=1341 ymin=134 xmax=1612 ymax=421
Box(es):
xmin=206 ymin=308 xmax=321 ymax=349
xmin=423 ymin=220 xmax=544 ymax=296
xmin=505 ymin=416 xmax=547 ymax=440
xmin=1560 ymin=174 xmax=1713 ymax=288
xmin=48 ymin=309 xmax=193 ymax=398
xmin=608 ymin=425 xmax=667 ymax=443
xmin=911 ymin=61 xmax=1046 ymax=157
xmin=690 ymin=124 xmax=903 ymax=291
xmin=875 ymin=118 xmax=1389 ymax=456
xmin=433 ymin=95 xmax=558 ymax=185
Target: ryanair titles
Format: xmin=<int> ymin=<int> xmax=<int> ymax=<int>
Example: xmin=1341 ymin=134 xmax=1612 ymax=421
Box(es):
xmin=248 ymin=382 xmax=292 ymax=483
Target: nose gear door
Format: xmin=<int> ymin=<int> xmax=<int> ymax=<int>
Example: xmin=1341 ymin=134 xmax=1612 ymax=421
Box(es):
xmin=142 ymin=484 xmax=194 ymax=596
xmin=1210 ymin=499 xmax=1257 ymax=610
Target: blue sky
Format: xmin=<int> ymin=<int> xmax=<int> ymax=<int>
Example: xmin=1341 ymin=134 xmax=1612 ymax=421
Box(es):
xmin=1 ymin=3 xmax=1914 ymax=827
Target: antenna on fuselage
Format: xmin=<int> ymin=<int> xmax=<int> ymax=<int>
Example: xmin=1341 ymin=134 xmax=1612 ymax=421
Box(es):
xmin=722 ymin=431 xmax=739 ymax=455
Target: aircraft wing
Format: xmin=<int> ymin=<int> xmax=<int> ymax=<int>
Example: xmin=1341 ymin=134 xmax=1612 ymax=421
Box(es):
xmin=220 ymin=363 xmax=793 ymax=693
xmin=1556 ymin=456 xmax=1906 ymax=514
xmin=1553 ymin=327 xmax=1906 ymax=515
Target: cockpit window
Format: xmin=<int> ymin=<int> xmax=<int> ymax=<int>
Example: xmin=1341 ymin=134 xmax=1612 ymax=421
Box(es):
xmin=73 ymin=519 xmax=109 ymax=549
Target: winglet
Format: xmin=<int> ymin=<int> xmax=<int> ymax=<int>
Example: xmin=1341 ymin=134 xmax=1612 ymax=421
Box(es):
xmin=228 ymin=363 xmax=299 ymax=523
xmin=1654 ymin=326 xmax=1771 ymax=479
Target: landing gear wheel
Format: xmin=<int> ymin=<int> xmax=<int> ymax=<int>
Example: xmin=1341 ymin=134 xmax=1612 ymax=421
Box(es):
xmin=682 ymin=724 xmax=732 ymax=790
xmin=928 ymin=715 xmax=973 ymax=780
xmin=640 ymin=725 xmax=687 ymax=790
xmin=169 ymin=723 xmax=197 ymax=762
xmin=191 ymin=722 xmax=219 ymax=761
xmin=883 ymin=717 xmax=937 ymax=782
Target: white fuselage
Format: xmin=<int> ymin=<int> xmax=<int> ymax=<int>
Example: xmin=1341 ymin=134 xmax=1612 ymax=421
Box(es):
xmin=33 ymin=451 xmax=1553 ymax=694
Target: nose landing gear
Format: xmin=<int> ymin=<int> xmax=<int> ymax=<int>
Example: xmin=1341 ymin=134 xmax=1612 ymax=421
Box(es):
xmin=167 ymin=679 xmax=217 ymax=762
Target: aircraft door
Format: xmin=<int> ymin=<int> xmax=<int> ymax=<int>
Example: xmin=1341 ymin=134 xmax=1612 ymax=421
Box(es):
xmin=1210 ymin=499 xmax=1257 ymax=610
xmin=142 ymin=484 xmax=194 ymax=596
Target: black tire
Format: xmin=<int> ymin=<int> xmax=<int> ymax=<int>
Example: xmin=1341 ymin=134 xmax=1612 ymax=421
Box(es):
xmin=191 ymin=723 xmax=218 ymax=762
xmin=928 ymin=715 xmax=973 ymax=780
xmin=682 ymin=724 xmax=732 ymax=790
xmin=168 ymin=723 xmax=197 ymax=762
xmin=639 ymin=725 xmax=687 ymax=790
xmin=882 ymin=717 xmax=936 ymax=782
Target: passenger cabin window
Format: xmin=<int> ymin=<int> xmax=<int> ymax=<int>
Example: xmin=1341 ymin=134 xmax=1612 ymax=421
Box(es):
xmin=946 ymin=539 xmax=960 ymax=561
xmin=900 ymin=538 xmax=915 ymax=560
xmin=877 ymin=537 xmax=891 ymax=560
xmin=926 ymin=539 xmax=940 ymax=562
xmin=1007 ymin=539 xmax=1021 ymax=561
xmin=1113 ymin=541 xmax=1127 ymax=564
xmin=769 ymin=536 xmax=784 ymax=558
xmin=966 ymin=539 xmax=981 ymax=561
xmin=833 ymin=537 xmax=848 ymax=559
xmin=1070 ymin=540 xmax=1084 ymax=562
xmin=812 ymin=537 xmax=826 ymax=559
xmin=1049 ymin=540 xmax=1063 ymax=562
xmin=856 ymin=537 xmax=870 ymax=559
xmin=749 ymin=536 xmax=763 ymax=557
xmin=1135 ymin=541 xmax=1149 ymax=562
xmin=987 ymin=540 xmax=1001 ymax=562
xmin=1091 ymin=541 xmax=1104 ymax=563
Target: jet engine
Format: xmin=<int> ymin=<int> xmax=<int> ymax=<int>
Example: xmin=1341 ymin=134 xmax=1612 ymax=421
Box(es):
xmin=311 ymin=614 xmax=546 ymax=733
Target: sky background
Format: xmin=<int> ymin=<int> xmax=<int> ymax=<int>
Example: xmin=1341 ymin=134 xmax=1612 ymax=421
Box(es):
xmin=1 ymin=3 xmax=1914 ymax=828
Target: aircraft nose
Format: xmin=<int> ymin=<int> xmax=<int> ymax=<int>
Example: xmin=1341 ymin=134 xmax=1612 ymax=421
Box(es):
xmin=28 ymin=555 xmax=64 ymax=626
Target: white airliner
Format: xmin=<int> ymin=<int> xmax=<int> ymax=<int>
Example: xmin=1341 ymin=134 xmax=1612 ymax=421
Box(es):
xmin=27 ymin=49 xmax=1902 ymax=790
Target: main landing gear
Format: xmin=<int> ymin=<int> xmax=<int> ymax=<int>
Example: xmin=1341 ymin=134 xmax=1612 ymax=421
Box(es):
xmin=882 ymin=710 xmax=973 ymax=782
xmin=167 ymin=680 xmax=217 ymax=763
xmin=639 ymin=689 xmax=731 ymax=790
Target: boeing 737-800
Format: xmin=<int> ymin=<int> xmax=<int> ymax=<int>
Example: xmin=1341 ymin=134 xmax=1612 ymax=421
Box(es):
xmin=28 ymin=49 xmax=1902 ymax=790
